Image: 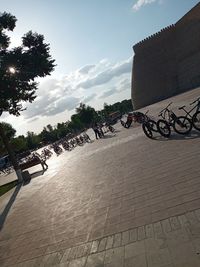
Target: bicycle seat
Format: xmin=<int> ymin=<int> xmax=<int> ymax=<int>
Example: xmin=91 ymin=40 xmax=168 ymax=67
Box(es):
xmin=178 ymin=105 xmax=186 ymax=110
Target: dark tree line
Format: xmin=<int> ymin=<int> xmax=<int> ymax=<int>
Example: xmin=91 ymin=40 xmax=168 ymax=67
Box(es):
xmin=0 ymin=99 xmax=133 ymax=156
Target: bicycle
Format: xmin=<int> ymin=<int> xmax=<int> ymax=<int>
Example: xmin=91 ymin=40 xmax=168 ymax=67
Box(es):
xmin=105 ymin=123 xmax=115 ymax=133
xmin=140 ymin=111 xmax=158 ymax=139
xmin=157 ymin=102 xmax=192 ymax=137
xmin=178 ymin=97 xmax=200 ymax=131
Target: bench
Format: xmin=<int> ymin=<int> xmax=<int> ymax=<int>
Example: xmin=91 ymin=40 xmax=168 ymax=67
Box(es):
xmin=19 ymin=157 xmax=48 ymax=171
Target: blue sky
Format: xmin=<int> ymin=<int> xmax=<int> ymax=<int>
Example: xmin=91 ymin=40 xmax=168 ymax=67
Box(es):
xmin=1 ymin=0 xmax=199 ymax=135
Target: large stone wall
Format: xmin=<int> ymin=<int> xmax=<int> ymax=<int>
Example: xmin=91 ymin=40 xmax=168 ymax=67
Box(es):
xmin=132 ymin=3 xmax=200 ymax=109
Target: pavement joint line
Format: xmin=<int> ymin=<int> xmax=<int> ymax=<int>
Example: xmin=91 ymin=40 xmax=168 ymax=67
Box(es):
xmin=2 ymin=208 xmax=200 ymax=266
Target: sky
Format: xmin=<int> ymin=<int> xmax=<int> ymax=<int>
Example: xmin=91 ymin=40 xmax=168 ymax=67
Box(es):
xmin=0 ymin=0 xmax=199 ymax=136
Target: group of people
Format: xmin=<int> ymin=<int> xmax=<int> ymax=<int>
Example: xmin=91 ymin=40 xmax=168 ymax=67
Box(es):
xmin=92 ymin=122 xmax=115 ymax=139
xmin=92 ymin=123 xmax=105 ymax=139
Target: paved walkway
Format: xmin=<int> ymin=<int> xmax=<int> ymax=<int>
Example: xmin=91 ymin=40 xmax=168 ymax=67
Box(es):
xmin=0 ymin=87 xmax=200 ymax=266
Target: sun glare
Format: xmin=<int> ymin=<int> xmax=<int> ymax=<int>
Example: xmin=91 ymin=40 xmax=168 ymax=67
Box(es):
xmin=8 ymin=67 xmax=16 ymax=74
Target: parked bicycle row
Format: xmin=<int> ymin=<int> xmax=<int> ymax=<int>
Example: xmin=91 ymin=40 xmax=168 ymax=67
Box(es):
xmin=42 ymin=132 xmax=92 ymax=157
xmin=0 ymin=132 xmax=92 ymax=175
xmin=139 ymin=96 xmax=200 ymax=139
xmin=0 ymin=122 xmax=118 ymax=175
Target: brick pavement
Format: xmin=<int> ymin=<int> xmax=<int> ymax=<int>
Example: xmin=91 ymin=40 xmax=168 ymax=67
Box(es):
xmin=1 ymin=210 xmax=200 ymax=266
xmin=0 ymin=87 xmax=200 ymax=266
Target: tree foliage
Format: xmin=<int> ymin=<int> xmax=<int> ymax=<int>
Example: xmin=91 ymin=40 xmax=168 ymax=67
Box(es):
xmin=0 ymin=122 xmax=16 ymax=139
xmin=75 ymin=103 xmax=97 ymax=126
xmin=0 ymin=122 xmax=16 ymax=154
xmin=0 ymin=12 xmax=55 ymax=116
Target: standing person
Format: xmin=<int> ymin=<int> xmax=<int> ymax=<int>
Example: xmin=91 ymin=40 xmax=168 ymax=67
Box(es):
xmin=93 ymin=123 xmax=100 ymax=139
xmin=33 ymin=152 xmax=48 ymax=170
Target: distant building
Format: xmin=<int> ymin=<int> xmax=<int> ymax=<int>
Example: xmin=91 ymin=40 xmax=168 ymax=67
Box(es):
xmin=132 ymin=3 xmax=200 ymax=109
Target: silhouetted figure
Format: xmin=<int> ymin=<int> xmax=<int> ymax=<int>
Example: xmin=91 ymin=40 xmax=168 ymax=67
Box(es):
xmin=93 ymin=123 xmax=101 ymax=139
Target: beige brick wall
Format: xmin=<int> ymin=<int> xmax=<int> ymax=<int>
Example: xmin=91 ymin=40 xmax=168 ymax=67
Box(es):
xmin=132 ymin=3 xmax=200 ymax=109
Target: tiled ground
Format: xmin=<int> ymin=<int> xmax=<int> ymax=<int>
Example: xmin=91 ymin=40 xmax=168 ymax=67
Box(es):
xmin=0 ymin=87 xmax=200 ymax=266
xmin=2 ymin=210 xmax=200 ymax=266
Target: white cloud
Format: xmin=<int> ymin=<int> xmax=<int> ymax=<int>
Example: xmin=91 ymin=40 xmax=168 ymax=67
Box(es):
xmin=76 ymin=57 xmax=132 ymax=89
xmin=44 ymin=96 xmax=80 ymax=116
xmin=99 ymin=88 xmax=119 ymax=99
xmin=19 ymin=57 xmax=132 ymax=120
xmin=78 ymin=64 xmax=95 ymax=74
xmin=118 ymin=78 xmax=131 ymax=92
xmin=1 ymin=57 xmax=132 ymax=136
xmin=132 ymin=0 xmax=157 ymax=11
xmin=83 ymin=93 xmax=97 ymax=103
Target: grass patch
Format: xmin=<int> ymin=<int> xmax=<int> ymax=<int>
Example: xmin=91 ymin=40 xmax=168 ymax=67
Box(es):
xmin=0 ymin=180 xmax=18 ymax=197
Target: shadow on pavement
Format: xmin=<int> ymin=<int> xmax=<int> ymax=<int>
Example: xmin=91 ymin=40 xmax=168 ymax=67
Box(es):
xmin=0 ymin=182 xmax=22 ymax=231
xmin=103 ymin=134 xmax=116 ymax=139
xmin=22 ymin=167 xmax=48 ymax=185
xmin=154 ymin=130 xmax=200 ymax=141
xmin=31 ymin=169 xmax=45 ymax=179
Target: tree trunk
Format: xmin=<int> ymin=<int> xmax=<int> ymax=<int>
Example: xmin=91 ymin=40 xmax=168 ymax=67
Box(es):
xmin=0 ymin=124 xmax=23 ymax=183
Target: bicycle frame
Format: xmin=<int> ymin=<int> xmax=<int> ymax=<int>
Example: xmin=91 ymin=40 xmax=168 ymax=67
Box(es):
xmin=179 ymin=97 xmax=200 ymax=119
xmin=159 ymin=103 xmax=177 ymax=126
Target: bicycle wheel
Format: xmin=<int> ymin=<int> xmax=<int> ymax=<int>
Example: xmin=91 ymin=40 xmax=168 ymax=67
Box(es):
xmin=142 ymin=123 xmax=153 ymax=139
xmin=148 ymin=119 xmax=158 ymax=132
xmin=173 ymin=116 xmax=192 ymax=134
xmin=157 ymin=119 xmax=171 ymax=138
xmin=192 ymin=111 xmax=200 ymax=131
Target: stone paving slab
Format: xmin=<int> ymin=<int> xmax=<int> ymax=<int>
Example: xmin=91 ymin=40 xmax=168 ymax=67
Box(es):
xmin=1 ymin=210 xmax=200 ymax=266
xmin=0 ymin=87 xmax=200 ymax=266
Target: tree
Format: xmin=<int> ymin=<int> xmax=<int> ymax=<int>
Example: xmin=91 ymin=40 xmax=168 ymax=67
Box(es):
xmin=0 ymin=122 xmax=16 ymax=139
xmin=0 ymin=12 xmax=55 ymax=181
xmin=103 ymin=102 xmax=112 ymax=117
xmin=11 ymin=135 xmax=27 ymax=153
xmin=26 ymin=131 xmax=40 ymax=150
xmin=46 ymin=124 xmax=54 ymax=132
xmin=40 ymin=127 xmax=51 ymax=144
xmin=71 ymin=114 xmax=84 ymax=132
xmin=76 ymin=102 xmax=97 ymax=127
xmin=40 ymin=125 xmax=57 ymax=143
xmin=0 ymin=122 xmax=16 ymax=155
xmin=56 ymin=122 xmax=69 ymax=139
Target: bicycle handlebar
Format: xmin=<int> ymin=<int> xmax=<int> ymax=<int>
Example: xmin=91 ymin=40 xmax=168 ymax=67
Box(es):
xmin=158 ymin=102 xmax=173 ymax=116
xmin=190 ymin=97 xmax=200 ymax=105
